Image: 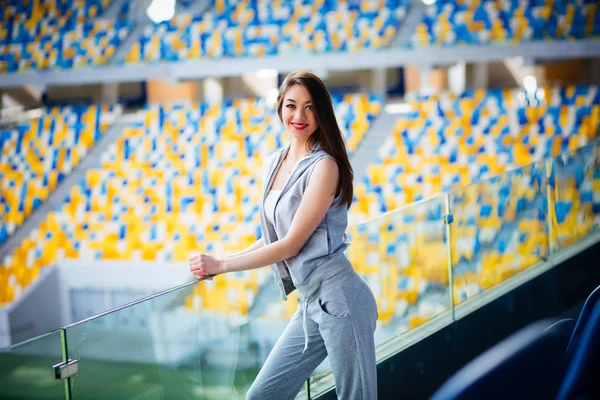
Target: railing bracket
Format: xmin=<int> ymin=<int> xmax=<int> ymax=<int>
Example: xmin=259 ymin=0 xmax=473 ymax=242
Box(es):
xmin=443 ymin=214 xmax=454 ymax=225
xmin=53 ymin=359 xmax=78 ymax=380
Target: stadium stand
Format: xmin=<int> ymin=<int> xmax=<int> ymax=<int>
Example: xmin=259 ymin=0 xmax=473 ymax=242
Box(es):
xmin=0 ymin=104 xmax=121 ymax=244
xmin=343 ymin=140 xmax=597 ymax=328
xmin=0 ymin=0 xmax=131 ymax=72
xmin=413 ymin=0 xmax=600 ymax=46
xmin=2 ymin=0 xmax=599 ymax=73
xmin=357 ymin=85 xmax=600 ymax=219
xmin=124 ymin=0 xmax=409 ymax=63
xmin=0 ymin=93 xmax=382 ymax=312
xmin=347 ymin=85 xmax=600 ymax=322
xmin=353 ymin=87 xmax=600 ymax=308
xmin=1 ymin=86 xmax=597 ymax=333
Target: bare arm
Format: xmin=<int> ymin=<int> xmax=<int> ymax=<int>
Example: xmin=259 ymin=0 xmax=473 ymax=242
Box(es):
xmin=189 ymin=158 xmax=339 ymax=277
xmin=222 ymin=238 xmax=264 ymax=259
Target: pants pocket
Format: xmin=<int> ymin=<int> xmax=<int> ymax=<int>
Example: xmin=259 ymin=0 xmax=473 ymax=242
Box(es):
xmin=318 ymin=288 xmax=351 ymax=319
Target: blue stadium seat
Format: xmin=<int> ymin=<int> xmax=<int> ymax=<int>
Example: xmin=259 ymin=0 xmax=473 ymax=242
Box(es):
xmin=557 ymin=300 xmax=600 ymax=400
xmin=565 ymin=285 xmax=600 ymax=358
xmin=431 ymin=319 xmax=570 ymax=400
xmin=545 ymin=318 xmax=577 ymax=351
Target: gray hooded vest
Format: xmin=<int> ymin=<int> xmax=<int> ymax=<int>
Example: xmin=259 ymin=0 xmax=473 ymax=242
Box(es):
xmin=259 ymin=141 xmax=350 ymax=300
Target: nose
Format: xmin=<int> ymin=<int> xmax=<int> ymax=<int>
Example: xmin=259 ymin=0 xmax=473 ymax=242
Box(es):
xmin=294 ymin=107 xmax=306 ymax=121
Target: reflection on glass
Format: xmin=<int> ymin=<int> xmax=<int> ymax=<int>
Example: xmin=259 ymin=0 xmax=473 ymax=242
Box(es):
xmin=0 ymin=330 xmax=66 ymax=399
xmin=350 ymin=196 xmax=449 ymax=335
xmin=550 ymin=143 xmax=600 ymax=250
xmin=64 ymin=281 xmax=258 ymax=400
xmin=450 ymin=162 xmax=548 ymax=305
xmin=309 ymin=196 xmax=450 ymax=396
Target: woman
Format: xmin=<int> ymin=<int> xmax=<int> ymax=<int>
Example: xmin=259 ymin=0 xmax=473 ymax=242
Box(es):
xmin=189 ymin=70 xmax=378 ymax=400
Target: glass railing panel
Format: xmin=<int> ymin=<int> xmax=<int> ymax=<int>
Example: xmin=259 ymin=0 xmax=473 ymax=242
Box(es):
xmin=449 ymin=161 xmax=549 ymax=305
xmin=0 ymin=330 xmax=66 ymax=399
xmin=549 ymin=142 xmax=600 ymax=250
xmin=63 ymin=278 xmax=277 ymax=400
xmin=309 ymin=195 xmax=450 ymax=397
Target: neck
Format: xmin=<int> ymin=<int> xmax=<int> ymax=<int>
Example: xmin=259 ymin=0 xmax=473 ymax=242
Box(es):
xmin=287 ymin=137 xmax=311 ymax=164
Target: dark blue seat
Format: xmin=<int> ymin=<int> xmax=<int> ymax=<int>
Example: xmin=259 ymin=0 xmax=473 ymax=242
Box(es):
xmin=565 ymin=285 xmax=600 ymax=358
xmin=557 ymin=300 xmax=600 ymax=400
xmin=545 ymin=318 xmax=577 ymax=349
xmin=431 ymin=319 xmax=569 ymax=400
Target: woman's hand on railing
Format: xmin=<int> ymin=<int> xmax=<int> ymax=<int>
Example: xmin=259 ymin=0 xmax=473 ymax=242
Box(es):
xmin=189 ymin=252 xmax=222 ymax=279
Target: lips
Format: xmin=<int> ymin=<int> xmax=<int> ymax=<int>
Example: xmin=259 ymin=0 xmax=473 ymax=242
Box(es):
xmin=291 ymin=122 xmax=308 ymax=130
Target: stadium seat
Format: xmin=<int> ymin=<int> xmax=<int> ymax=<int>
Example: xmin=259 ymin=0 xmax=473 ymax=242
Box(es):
xmin=545 ymin=318 xmax=577 ymax=349
xmin=431 ymin=319 xmax=571 ymax=400
xmin=565 ymin=284 xmax=600 ymax=358
xmin=557 ymin=300 xmax=600 ymax=400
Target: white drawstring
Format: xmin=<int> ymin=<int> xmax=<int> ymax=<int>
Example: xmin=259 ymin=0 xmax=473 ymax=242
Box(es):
xmin=302 ymin=299 xmax=309 ymax=353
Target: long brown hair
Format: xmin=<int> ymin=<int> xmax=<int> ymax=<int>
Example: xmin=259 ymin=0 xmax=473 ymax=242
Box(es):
xmin=276 ymin=70 xmax=354 ymax=209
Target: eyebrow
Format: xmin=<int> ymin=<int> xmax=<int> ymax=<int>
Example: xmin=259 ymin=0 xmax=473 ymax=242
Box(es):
xmin=285 ymin=98 xmax=312 ymax=104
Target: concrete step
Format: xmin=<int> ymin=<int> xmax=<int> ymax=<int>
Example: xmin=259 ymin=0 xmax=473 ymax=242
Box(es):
xmin=351 ymin=103 xmax=400 ymax=182
xmin=392 ymin=0 xmax=427 ymax=47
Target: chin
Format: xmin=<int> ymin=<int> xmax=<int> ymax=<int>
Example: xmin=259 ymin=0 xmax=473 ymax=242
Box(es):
xmin=287 ymin=126 xmax=316 ymax=140
xmin=290 ymin=132 xmax=315 ymax=142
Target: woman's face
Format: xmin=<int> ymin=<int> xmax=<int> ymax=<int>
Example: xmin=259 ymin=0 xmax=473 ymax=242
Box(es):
xmin=281 ymin=84 xmax=318 ymax=140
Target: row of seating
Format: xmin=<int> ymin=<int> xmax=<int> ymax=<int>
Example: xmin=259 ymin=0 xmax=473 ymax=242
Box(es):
xmin=125 ymin=0 xmax=409 ymax=63
xmin=550 ymin=143 xmax=600 ymax=249
xmin=414 ymin=0 xmax=600 ymax=46
xmin=356 ymin=86 xmax=600 ymax=222
xmin=450 ymin=162 xmax=551 ymax=303
xmin=345 ymin=199 xmax=450 ymax=328
xmin=0 ymin=104 xmax=121 ymax=244
xmin=1 ymin=0 xmax=111 ymax=25
xmin=353 ymin=85 xmax=599 ymax=306
xmin=0 ymin=0 xmax=131 ymax=72
xmin=1 ymin=21 xmax=131 ymax=72
xmin=444 ymin=141 xmax=600 ymax=304
xmin=0 ymin=93 xmax=381 ymax=311
xmin=2 ymin=0 xmax=600 ymax=72
xmin=344 ymin=139 xmax=599 ymax=325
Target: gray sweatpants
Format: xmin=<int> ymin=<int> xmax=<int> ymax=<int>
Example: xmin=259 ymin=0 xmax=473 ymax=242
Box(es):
xmin=246 ymin=265 xmax=378 ymax=400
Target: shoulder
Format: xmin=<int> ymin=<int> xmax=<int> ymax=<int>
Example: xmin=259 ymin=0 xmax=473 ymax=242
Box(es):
xmin=313 ymin=156 xmax=338 ymax=172
xmin=308 ymin=156 xmax=339 ymax=188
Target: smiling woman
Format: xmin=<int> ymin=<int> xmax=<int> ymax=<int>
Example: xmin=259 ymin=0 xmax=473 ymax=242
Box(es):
xmin=189 ymin=70 xmax=378 ymax=400
xmin=281 ymin=85 xmax=317 ymax=134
